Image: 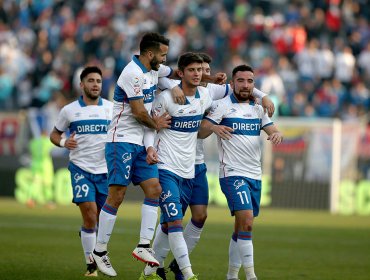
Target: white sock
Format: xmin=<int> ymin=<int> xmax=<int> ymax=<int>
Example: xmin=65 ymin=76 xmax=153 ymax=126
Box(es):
xmin=139 ymin=199 xmax=158 ymax=245
xmin=143 ymin=224 xmax=170 ymax=276
xmin=227 ymin=266 xmax=240 ymax=280
xmin=80 ymin=227 xmax=96 ymax=264
xmin=168 ymin=226 xmax=192 ymax=272
xmin=237 ymin=231 xmax=255 ymax=279
xmin=244 ymin=266 xmax=256 ymax=280
xmin=182 ymin=266 xmax=194 ymax=280
xmin=227 ymin=233 xmax=241 ymax=279
xmin=95 ymin=204 xmax=118 ymax=252
xmin=183 ymin=219 xmax=203 ymax=254
xmin=153 ymin=224 xmax=170 ymax=267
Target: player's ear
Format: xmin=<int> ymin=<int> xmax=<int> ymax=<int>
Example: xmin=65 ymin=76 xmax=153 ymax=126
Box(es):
xmin=147 ymin=50 xmax=154 ymax=59
xmin=229 ymin=79 xmax=234 ymax=88
xmin=178 ymin=70 xmax=184 ymax=78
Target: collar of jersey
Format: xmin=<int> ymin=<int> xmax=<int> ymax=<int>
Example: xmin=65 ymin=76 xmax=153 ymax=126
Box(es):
xmin=78 ymin=96 xmax=103 ymax=107
xmin=230 ymin=93 xmax=255 ymax=105
xmin=133 ymin=55 xmax=149 ymax=73
xmin=179 ymin=82 xmax=200 ymax=105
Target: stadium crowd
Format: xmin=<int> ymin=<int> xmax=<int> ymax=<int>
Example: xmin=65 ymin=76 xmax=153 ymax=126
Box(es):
xmin=0 ymin=0 xmax=369 ymax=122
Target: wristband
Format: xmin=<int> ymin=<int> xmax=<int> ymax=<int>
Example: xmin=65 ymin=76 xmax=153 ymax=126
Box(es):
xmin=59 ymin=138 xmax=66 ymax=147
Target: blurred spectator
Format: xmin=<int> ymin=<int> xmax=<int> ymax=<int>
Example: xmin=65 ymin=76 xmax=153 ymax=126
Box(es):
xmin=315 ymin=42 xmax=335 ymax=82
xmin=0 ymin=67 xmax=14 ymax=110
xmin=334 ymin=46 xmax=356 ymax=89
xmin=0 ymin=0 xmax=367 ymax=124
xmin=358 ymin=42 xmax=370 ymax=85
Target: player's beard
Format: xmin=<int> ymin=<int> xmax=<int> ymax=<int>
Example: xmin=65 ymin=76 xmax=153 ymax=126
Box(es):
xmin=150 ymin=56 xmax=161 ymax=71
xmin=234 ymin=88 xmax=255 ymax=102
xmin=84 ymin=88 xmax=100 ymax=100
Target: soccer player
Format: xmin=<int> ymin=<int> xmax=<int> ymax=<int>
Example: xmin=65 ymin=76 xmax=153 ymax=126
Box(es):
xmin=50 ymin=66 xmax=113 ymax=277
xmin=91 ymin=32 xmax=179 ymax=277
xmin=140 ymin=52 xmax=213 ymax=280
xmin=199 ymin=64 xmax=283 ymax=280
xmin=164 ymin=53 xmax=275 ymax=280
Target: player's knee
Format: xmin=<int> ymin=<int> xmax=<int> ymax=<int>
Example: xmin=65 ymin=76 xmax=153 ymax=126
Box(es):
xmin=145 ymin=183 xmax=162 ymax=199
xmin=107 ymin=186 xmax=126 ymax=207
xmin=241 ymin=223 xmax=253 ymax=232
xmin=192 ymin=212 xmax=207 ymax=224
xmin=83 ymin=213 xmax=97 ymax=229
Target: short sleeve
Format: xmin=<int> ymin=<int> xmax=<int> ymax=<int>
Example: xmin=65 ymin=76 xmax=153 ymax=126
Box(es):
xmin=158 ymin=64 xmax=173 ymax=78
xmin=207 ymin=83 xmax=230 ymax=100
xmin=204 ymin=99 xmax=225 ymax=124
xmin=253 ymin=87 xmax=267 ymax=99
xmin=158 ymin=77 xmax=179 ymax=90
xmin=55 ymin=107 xmax=70 ymax=132
xmin=203 ymin=90 xmax=213 ymax=113
xmin=118 ymin=71 xmax=144 ymax=100
xmin=260 ymin=106 xmax=273 ymax=128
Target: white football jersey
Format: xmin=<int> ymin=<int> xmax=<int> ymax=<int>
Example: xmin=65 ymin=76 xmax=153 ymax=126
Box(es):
xmin=153 ymin=86 xmax=212 ymax=178
xmin=204 ymin=93 xmax=272 ymax=180
xmin=107 ymin=55 xmax=172 ymax=145
xmin=196 ymin=84 xmax=267 ymax=164
xmin=55 ymin=97 xmax=113 ymax=174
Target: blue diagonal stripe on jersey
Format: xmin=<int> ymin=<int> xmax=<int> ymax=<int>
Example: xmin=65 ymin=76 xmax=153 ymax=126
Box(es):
xmin=220 ymin=118 xmax=262 ymax=136
xmin=70 ymin=119 xmax=111 ymax=134
xmin=170 ymin=114 xmax=203 ymax=132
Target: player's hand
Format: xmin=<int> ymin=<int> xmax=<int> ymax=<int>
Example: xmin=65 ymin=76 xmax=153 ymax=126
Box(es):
xmin=146 ymin=147 xmax=160 ymax=165
xmin=211 ymin=125 xmax=233 ymax=140
xmin=262 ymin=96 xmax=275 ymax=117
xmin=213 ymin=72 xmax=227 ymax=85
xmin=65 ymin=131 xmax=78 ymax=150
xmin=267 ymin=132 xmax=283 ymax=145
xmin=153 ymin=112 xmax=171 ymax=131
xmin=171 ymin=85 xmax=186 ymax=105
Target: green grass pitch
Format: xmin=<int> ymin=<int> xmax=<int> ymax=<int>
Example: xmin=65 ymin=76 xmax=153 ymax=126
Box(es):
xmin=0 ymin=198 xmax=369 ymax=280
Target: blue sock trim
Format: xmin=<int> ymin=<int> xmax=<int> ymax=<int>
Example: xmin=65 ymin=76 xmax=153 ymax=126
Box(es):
xmin=102 ymin=203 xmax=118 ymax=215
xmin=232 ymin=232 xmax=238 ymax=242
xmin=144 ymin=198 xmax=159 ymax=207
xmin=168 ymin=225 xmax=183 ymax=233
xmin=191 ymin=218 xmax=204 ymax=229
xmin=81 ymin=227 xmax=96 ymax=233
xmin=238 ymin=231 xmax=252 ymax=240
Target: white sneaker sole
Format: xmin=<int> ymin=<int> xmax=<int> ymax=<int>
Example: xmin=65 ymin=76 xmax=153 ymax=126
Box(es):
xmin=132 ymin=248 xmax=159 ymax=267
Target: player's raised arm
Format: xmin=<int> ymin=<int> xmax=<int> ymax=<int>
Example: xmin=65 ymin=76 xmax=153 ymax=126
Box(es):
xmin=202 ymin=72 xmax=227 ymax=85
xmin=199 ymin=100 xmax=233 ymax=140
xmin=130 ymin=98 xmax=158 ymax=129
xmin=158 ymin=76 xmax=186 ymax=105
xmin=263 ymin=124 xmax=283 ymax=145
xmin=252 ymin=87 xmax=275 ymax=117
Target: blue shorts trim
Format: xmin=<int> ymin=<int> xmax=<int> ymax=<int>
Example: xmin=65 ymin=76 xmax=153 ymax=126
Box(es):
xmin=219 ymin=176 xmax=261 ymax=217
xmin=68 ymin=162 xmax=108 ymax=209
xmin=105 ymin=142 xmax=158 ymax=186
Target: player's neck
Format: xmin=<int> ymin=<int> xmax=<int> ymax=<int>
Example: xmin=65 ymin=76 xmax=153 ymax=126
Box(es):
xmin=83 ymin=96 xmax=99 ymax=106
xmin=181 ymin=83 xmax=197 ymax=97
xmin=138 ymin=55 xmax=151 ymax=71
xmin=233 ymin=93 xmax=251 ymax=104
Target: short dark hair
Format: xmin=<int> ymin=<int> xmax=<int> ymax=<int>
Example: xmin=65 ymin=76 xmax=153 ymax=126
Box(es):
xmin=232 ymin=64 xmax=254 ymax=78
xmin=139 ymin=32 xmax=170 ymax=54
xmin=80 ymin=66 xmax=102 ymax=81
xmin=177 ymin=52 xmax=203 ymax=71
xmin=197 ymin=52 xmax=212 ymax=64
